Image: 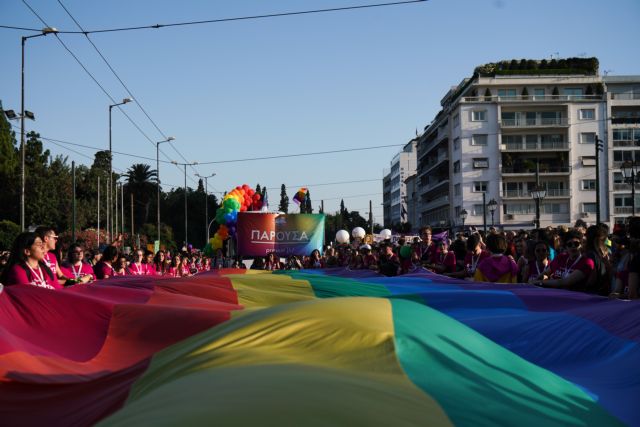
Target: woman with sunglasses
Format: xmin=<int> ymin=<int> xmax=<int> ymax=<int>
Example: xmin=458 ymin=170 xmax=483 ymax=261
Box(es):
xmin=536 ymin=229 xmax=594 ymax=290
xmin=59 ymin=243 xmax=95 ymax=284
xmin=1 ymin=232 xmax=60 ymax=289
xmin=523 ymin=241 xmax=550 ymax=283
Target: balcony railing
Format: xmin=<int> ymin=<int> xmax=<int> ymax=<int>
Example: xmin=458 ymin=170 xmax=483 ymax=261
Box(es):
xmin=501 ymin=141 xmax=569 ymax=151
xmin=611 ymin=93 xmax=640 ymax=100
xmin=422 ymin=178 xmax=449 ymax=192
xmin=613 ymin=139 xmax=640 ymax=147
xmin=612 ymin=117 xmax=640 ymax=125
xmin=501 ymin=189 xmax=570 ymax=198
xmin=502 ymin=166 xmax=571 ymax=174
xmin=614 ymin=183 xmax=631 ymax=191
xmin=462 ymin=94 xmax=603 ymax=103
xmin=501 ymin=117 xmax=569 ymax=127
xmin=614 ymin=207 xmax=634 ymax=214
xmin=424 ymin=194 xmax=449 ymax=208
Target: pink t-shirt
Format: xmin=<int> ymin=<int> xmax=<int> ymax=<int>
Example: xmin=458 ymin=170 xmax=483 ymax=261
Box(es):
xmin=94 ymin=261 xmax=115 ymax=280
xmin=43 ymin=252 xmax=61 ymax=286
xmin=59 ymin=261 xmax=96 ymax=281
xmin=549 ymin=253 xmax=595 ymax=281
xmin=431 ymin=251 xmax=456 ymax=273
xmin=463 ymin=250 xmax=491 ymax=276
xmin=4 ymin=263 xmax=61 ymax=290
xmin=127 ymin=262 xmax=147 ymax=276
xmin=145 ymin=264 xmax=156 ymax=276
xmin=167 ymin=266 xmax=179 ymax=277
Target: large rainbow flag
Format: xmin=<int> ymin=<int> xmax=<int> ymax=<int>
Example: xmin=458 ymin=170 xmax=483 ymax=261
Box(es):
xmin=0 ymin=268 xmax=637 ymax=426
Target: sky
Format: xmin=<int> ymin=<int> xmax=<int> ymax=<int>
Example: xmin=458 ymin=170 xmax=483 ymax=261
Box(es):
xmin=1 ymin=0 xmax=639 ymax=226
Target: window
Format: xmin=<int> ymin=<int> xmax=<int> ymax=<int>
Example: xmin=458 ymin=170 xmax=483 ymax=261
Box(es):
xmin=472 ymin=134 xmax=488 ymax=146
xmin=579 ymin=109 xmax=595 ymax=120
xmin=564 ymin=88 xmax=584 ymax=99
xmin=582 ymin=156 xmax=596 ymax=166
xmin=454 ymin=206 xmax=461 ymax=218
xmin=614 ymin=150 xmax=634 ymax=163
xmin=580 ymin=133 xmax=596 ymax=144
xmin=582 ymin=203 xmax=597 ymax=213
xmin=454 ymin=137 xmax=460 ymax=151
xmin=581 ymin=180 xmax=596 ymax=190
xmin=473 ymin=181 xmax=488 ymax=192
xmin=498 ymin=89 xmax=517 ymax=98
xmin=542 ymin=203 xmax=569 ymax=214
xmin=454 ymin=183 xmax=461 ymax=196
xmin=472 ymin=204 xmax=486 ymax=216
xmin=453 ymin=114 xmax=460 ymax=127
xmin=534 ymin=88 xmax=545 ymax=99
xmin=454 ymin=160 xmax=461 ymax=173
xmin=473 ymin=158 xmax=489 ymax=169
xmin=504 ymin=203 xmax=534 ymax=214
xmin=472 ymin=110 xmax=487 ymax=121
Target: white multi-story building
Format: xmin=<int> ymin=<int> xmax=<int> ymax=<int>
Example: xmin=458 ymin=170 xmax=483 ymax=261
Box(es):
xmin=386 ymin=139 xmax=417 ymax=226
xmin=405 ymin=59 xmax=639 ymax=229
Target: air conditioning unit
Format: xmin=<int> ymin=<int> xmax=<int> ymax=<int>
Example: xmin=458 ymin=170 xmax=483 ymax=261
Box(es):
xmin=580 ymin=212 xmax=589 ymax=218
xmin=505 ymin=214 xmax=515 ymax=220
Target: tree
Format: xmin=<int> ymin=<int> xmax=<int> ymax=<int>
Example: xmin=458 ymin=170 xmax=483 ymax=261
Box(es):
xmin=0 ymin=101 xmax=19 ymax=223
xmin=279 ymin=184 xmax=289 ymax=213
xmin=124 ymin=163 xmax=157 ymax=228
xmin=304 ymin=189 xmax=313 ymax=214
xmin=255 ymin=183 xmax=261 ymax=196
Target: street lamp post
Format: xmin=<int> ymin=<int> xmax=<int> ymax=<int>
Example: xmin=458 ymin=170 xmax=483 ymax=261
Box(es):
xmin=530 ymin=186 xmax=547 ymax=229
xmin=622 ymin=161 xmax=639 ymax=216
xmin=459 ymin=208 xmax=468 ymax=232
xmin=108 ymin=98 xmax=133 ymax=242
xmin=487 ymin=198 xmax=498 ymax=228
xmin=156 ymin=137 xmax=175 ymax=245
xmin=18 ymin=27 xmax=58 ymax=230
xmin=196 ymin=173 xmax=216 ymax=242
xmin=172 ymin=161 xmax=199 ymax=248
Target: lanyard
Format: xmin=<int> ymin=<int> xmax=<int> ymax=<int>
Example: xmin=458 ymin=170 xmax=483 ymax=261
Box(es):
xmin=71 ymin=263 xmax=83 ymax=278
xmin=26 ymin=263 xmax=48 ymax=288
xmin=131 ymin=262 xmax=144 ymax=275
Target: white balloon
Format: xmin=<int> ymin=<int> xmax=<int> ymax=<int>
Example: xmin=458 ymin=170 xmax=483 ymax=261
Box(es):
xmin=352 ymin=227 xmax=366 ymax=239
xmin=380 ymin=229 xmax=392 ymax=239
xmin=336 ymin=230 xmax=350 ymax=244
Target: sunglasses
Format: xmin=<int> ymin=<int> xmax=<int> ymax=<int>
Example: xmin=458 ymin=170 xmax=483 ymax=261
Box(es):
xmin=566 ymin=241 xmax=581 ymax=249
xmin=48 ymin=235 xmax=58 ymax=240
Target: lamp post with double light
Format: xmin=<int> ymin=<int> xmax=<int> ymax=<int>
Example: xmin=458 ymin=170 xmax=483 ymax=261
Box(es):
xmin=108 ymin=98 xmax=133 ymax=242
xmin=622 ymin=160 xmax=640 ymax=217
xmin=156 ymin=136 xmax=175 ymax=244
xmin=17 ymin=27 xmax=58 ymax=230
xmin=459 ymin=208 xmax=468 ymax=232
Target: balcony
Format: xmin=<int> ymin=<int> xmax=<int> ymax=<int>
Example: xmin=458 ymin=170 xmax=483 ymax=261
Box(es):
xmin=501 ymin=117 xmax=569 ymax=128
xmin=612 ymin=117 xmax=640 ymax=126
xmin=423 ymin=194 xmax=450 ymax=209
xmin=501 ymin=141 xmax=570 ymax=151
xmin=614 ymin=207 xmax=634 ymax=215
xmin=462 ymin=95 xmax=603 ymax=103
xmin=421 ymin=178 xmax=449 ymax=194
xmin=611 ymin=93 xmax=640 ymax=100
xmin=501 ymin=189 xmax=570 ymax=199
xmin=502 ymin=166 xmax=571 ymax=176
xmin=614 ymin=183 xmax=631 ymax=191
xmin=613 ymin=139 xmax=640 ymax=147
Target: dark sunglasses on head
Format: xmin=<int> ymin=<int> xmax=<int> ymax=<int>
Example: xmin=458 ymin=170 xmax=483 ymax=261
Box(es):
xmin=566 ymin=241 xmax=581 ymax=249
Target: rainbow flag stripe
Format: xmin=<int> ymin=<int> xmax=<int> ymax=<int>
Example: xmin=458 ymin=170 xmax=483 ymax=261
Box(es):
xmin=0 ymin=269 xmax=636 ymax=426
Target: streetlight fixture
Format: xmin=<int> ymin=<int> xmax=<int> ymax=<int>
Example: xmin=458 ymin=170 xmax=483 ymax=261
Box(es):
xmin=108 ymin=97 xmax=134 ymax=242
xmin=195 ymin=172 xmax=216 ymax=242
xmin=156 ymin=136 xmax=175 ymax=245
xmin=172 ymin=160 xmax=199 ymax=248
xmin=530 ymin=186 xmax=547 ymax=229
xmin=459 ymin=208 xmax=468 ymax=232
xmin=487 ymin=198 xmax=498 ymax=228
xmin=18 ymin=27 xmax=58 ymax=231
xmin=622 ymin=160 xmax=639 ymax=216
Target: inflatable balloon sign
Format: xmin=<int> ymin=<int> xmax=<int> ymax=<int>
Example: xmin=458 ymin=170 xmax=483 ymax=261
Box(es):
xmin=209 ymin=184 xmax=262 ymax=250
xmin=292 ymin=187 xmax=308 ymax=205
xmin=336 ymin=230 xmax=350 ymax=244
xmin=352 ymin=227 xmax=365 ymax=239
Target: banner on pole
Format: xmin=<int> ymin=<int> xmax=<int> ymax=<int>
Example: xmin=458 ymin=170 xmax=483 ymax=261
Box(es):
xmin=237 ymin=213 xmax=325 ymax=256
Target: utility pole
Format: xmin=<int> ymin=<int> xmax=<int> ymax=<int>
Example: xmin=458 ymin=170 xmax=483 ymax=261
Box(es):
xmin=131 ymin=192 xmax=134 ymax=244
xmin=97 ymin=176 xmax=100 ymax=249
xmin=595 ymin=135 xmax=604 ymax=224
xmin=482 ymin=191 xmax=487 ymax=234
xmin=369 ymin=200 xmax=373 ymax=235
xmin=72 ymin=161 xmax=76 ymax=242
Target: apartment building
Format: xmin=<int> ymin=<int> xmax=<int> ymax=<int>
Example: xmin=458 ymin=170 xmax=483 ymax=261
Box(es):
xmin=408 ymin=58 xmax=639 ymax=229
xmin=605 ymin=76 xmax=640 ymax=224
xmin=384 ymin=139 xmax=417 ymax=226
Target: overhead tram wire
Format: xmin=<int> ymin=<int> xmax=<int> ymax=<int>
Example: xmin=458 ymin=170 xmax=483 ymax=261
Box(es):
xmin=55 ymin=0 xmax=200 ymax=179
xmin=21 ymin=0 xmax=196 ymax=182
xmin=3 ymin=1 xmax=428 ymax=34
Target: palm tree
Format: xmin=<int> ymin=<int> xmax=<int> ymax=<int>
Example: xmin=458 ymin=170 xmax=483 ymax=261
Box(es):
xmin=125 ymin=163 xmax=157 ymax=227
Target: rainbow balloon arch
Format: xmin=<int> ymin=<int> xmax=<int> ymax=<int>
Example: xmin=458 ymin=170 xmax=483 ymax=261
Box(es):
xmin=207 ymin=184 xmax=262 ymax=253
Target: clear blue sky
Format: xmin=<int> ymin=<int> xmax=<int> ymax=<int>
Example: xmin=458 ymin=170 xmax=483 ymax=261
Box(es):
xmin=1 ymin=0 xmax=639 ymax=225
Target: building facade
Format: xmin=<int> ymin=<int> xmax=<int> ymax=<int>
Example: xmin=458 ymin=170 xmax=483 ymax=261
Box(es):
xmin=392 ymin=59 xmax=639 ymax=230
xmin=386 ymin=139 xmax=417 ymax=226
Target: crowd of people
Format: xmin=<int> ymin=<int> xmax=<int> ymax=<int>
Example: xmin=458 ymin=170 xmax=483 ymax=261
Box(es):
xmin=0 ymin=219 xmax=638 ymax=299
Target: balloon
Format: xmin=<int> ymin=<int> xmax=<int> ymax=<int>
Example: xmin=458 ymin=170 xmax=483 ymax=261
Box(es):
xmin=336 ymin=230 xmax=350 ymax=244
xmin=352 ymin=227 xmax=365 ymax=239
xmin=380 ymin=229 xmax=392 ymax=239
xmin=399 ymin=245 xmax=412 ymax=259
